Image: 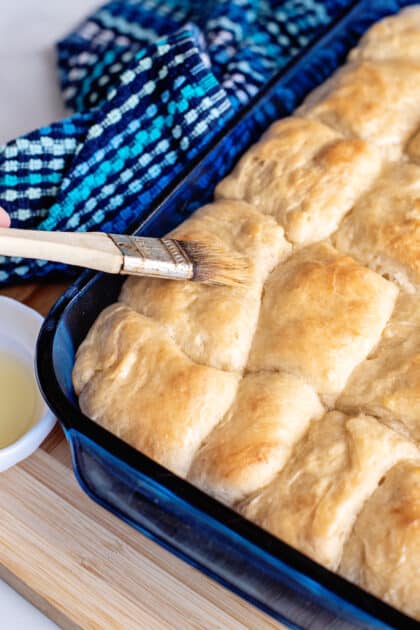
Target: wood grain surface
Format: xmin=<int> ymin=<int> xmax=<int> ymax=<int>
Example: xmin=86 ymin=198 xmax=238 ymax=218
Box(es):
xmin=0 ymin=281 xmax=283 ymax=630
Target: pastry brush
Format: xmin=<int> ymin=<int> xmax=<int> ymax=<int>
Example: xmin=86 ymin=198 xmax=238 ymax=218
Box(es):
xmin=0 ymin=227 xmax=248 ymax=286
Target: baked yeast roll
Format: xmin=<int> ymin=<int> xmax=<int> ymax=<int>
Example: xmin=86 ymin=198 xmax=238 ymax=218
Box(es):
xmin=188 ymin=372 xmax=323 ymax=505
xmin=121 ymin=200 xmax=291 ymax=372
xmin=216 ymin=117 xmax=381 ymax=245
xmin=338 ymin=294 xmax=420 ymax=444
xmin=340 ymin=461 xmax=420 ymax=621
xmin=349 ymin=6 xmax=420 ymax=63
xmin=247 ymin=242 xmax=398 ymax=405
xmin=241 ymin=412 xmax=417 ymax=570
xmin=334 ymin=163 xmax=420 ymax=294
xmin=72 ymin=304 xmax=240 ymax=477
xmin=298 ymin=60 xmax=420 ymax=160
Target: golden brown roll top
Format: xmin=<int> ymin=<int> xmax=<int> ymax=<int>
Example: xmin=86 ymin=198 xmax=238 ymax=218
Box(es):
xmin=247 ymin=242 xmax=398 ymax=405
xmin=348 ymin=6 xmax=420 ymax=63
xmin=188 ymin=372 xmax=324 ymax=505
xmin=216 ymin=117 xmax=382 ymax=245
xmin=333 ymin=163 xmax=420 ymax=294
xmin=73 ymin=303 xmax=240 ymax=477
xmin=240 ymin=411 xmax=418 ymax=571
xmin=297 ymin=60 xmax=420 ymax=160
xmin=120 ymin=200 xmax=291 ymax=372
xmin=337 ymin=294 xmax=420 ymax=444
xmin=339 ymin=460 xmax=420 ymax=621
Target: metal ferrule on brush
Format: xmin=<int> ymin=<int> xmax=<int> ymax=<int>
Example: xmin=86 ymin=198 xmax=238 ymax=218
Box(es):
xmin=109 ymin=234 xmax=194 ymax=281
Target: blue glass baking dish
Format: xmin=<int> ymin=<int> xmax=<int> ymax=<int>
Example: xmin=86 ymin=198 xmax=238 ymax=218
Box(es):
xmin=36 ymin=1 xmax=419 ymax=628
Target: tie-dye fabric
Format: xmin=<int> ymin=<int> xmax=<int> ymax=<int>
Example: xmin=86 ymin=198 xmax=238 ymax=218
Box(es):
xmin=0 ymin=0 xmax=351 ymax=283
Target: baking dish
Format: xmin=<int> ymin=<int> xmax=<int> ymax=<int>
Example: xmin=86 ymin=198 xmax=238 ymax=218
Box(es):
xmin=36 ymin=1 xmax=419 ymax=627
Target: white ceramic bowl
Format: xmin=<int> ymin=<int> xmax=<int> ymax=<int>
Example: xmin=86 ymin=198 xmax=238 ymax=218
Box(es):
xmin=0 ymin=296 xmax=55 ymax=472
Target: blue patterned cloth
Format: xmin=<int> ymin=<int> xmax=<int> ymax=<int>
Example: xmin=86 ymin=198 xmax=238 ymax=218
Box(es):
xmin=0 ymin=0 xmax=351 ymax=284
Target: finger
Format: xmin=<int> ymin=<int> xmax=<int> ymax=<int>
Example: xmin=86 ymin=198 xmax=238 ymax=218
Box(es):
xmin=0 ymin=207 xmax=11 ymax=227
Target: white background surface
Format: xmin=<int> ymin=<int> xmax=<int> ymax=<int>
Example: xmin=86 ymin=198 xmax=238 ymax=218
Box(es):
xmin=0 ymin=581 xmax=58 ymax=629
xmin=0 ymin=1 xmax=100 ymax=627
xmin=0 ymin=0 xmax=100 ymax=144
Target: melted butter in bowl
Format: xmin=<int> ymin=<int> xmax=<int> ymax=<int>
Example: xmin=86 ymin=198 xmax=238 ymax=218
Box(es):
xmin=0 ymin=297 xmax=55 ymax=472
xmin=0 ymin=349 xmax=42 ymax=449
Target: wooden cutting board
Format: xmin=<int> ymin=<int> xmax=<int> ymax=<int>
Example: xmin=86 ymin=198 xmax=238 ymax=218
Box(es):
xmin=0 ymin=282 xmax=283 ymax=630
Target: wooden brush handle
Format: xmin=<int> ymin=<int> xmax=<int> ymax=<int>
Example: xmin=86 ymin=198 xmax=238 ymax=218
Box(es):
xmin=0 ymin=228 xmax=122 ymax=273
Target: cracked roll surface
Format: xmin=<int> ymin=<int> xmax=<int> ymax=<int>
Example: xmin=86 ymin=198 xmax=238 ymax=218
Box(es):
xmin=337 ymin=294 xmax=420 ymax=444
xmin=240 ymin=412 xmax=418 ymax=570
xmin=339 ymin=461 xmax=420 ymax=621
xmin=333 ymin=163 xmax=420 ymax=294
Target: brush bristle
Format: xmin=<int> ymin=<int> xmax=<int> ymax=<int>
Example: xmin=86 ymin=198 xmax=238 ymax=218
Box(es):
xmin=179 ymin=240 xmax=250 ymax=287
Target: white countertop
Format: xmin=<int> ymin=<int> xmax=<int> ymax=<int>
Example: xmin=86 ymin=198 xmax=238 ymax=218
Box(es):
xmin=0 ymin=580 xmax=58 ymax=629
xmin=0 ymin=0 xmax=101 ymax=145
xmin=0 ymin=1 xmax=99 ymax=627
